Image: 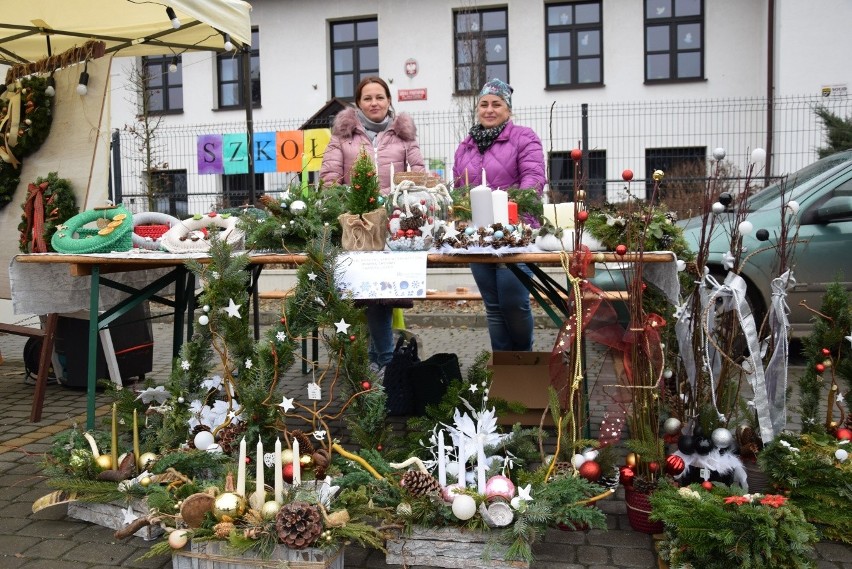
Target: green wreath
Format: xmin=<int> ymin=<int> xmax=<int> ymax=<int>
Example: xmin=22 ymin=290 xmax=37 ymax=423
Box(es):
xmin=0 ymin=76 xmax=53 ymax=211
xmin=17 ymin=172 xmax=79 ymax=253
xmin=51 ymin=206 xmax=134 ymax=254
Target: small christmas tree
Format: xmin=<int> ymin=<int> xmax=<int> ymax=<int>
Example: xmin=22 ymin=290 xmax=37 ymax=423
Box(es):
xmin=344 ymin=149 xmax=381 ymax=215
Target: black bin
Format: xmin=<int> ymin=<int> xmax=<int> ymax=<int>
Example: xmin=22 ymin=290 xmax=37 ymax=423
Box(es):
xmin=54 ymin=302 xmax=154 ymax=388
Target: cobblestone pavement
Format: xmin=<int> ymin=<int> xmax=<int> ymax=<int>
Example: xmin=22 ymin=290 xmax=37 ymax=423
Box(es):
xmin=1 ymin=315 xmax=850 ymax=569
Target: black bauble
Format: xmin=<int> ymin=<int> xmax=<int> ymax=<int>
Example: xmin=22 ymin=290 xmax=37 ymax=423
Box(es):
xmin=695 ymin=436 xmax=713 ymax=455
xmin=718 ymin=192 xmax=733 ymax=206
xmin=756 ymin=228 xmax=770 ymax=241
xmin=677 ymin=435 xmax=696 ymax=454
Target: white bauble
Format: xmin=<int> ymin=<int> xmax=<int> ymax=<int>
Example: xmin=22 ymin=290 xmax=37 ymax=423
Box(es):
xmin=571 ymin=453 xmax=586 ymax=469
xmin=198 ymin=315 xmax=209 ymax=326
xmin=582 ymin=449 xmax=599 ymax=462
xmin=290 ymin=200 xmax=307 ymax=214
xmin=451 ymin=494 xmax=477 ymax=520
xmin=168 ymin=529 xmax=190 ymax=549
xmin=750 ymin=148 xmax=766 ymax=164
xmin=738 ymin=220 xmax=753 ymax=235
xmin=711 ymin=202 xmax=725 ymax=214
xmin=281 ymin=449 xmax=294 ymax=464
xmin=786 ymin=200 xmax=800 ymax=214
xmin=193 ymin=430 xmax=214 ymax=451
xmin=712 ymin=147 xmax=727 ymax=161
xmin=835 ymin=448 xmax=848 ymax=462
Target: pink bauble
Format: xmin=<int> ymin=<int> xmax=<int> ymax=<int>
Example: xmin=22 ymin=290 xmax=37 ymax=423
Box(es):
xmin=484 ymin=474 xmax=515 ymax=501
xmin=441 ymin=483 xmax=464 ymax=503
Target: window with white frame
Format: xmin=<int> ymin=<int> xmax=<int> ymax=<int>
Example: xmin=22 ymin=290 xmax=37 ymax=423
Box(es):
xmin=545 ymin=2 xmax=603 ymax=88
xmin=644 ymin=0 xmax=703 ymax=82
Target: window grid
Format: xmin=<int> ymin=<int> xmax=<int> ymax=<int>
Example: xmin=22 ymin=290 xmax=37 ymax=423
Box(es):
xmin=545 ymin=2 xmax=603 ymax=89
xmin=143 ymin=56 xmax=183 ymax=113
xmin=454 ymin=7 xmax=509 ymax=94
xmin=330 ymin=18 xmax=379 ymax=101
xmin=644 ymin=0 xmax=704 ymax=83
xmin=217 ymin=27 xmax=261 ymax=109
xmin=549 ymin=149 xmax=607 ymax=202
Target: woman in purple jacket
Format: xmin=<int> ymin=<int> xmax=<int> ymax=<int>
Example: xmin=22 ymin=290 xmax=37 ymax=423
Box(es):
xmin=453 ymin=78 xmax=546 ymax=352
xmin=320 ymin=77 xmax=425 ymax=375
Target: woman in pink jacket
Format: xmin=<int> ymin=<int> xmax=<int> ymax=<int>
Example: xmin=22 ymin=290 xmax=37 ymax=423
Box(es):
xmin=453 ymin=78 xmax=546 ymax=352
xmin=320 ymin=77 xmax=425 ymax=376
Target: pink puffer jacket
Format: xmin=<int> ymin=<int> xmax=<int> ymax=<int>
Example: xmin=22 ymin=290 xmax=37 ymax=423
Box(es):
xmin=452 ymin=121 xmax=546 ymax=194
xmin=320 ymin=107 xmax=425 ymax=193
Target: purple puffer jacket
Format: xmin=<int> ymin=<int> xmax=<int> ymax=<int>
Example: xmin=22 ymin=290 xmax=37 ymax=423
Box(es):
xmin=320 ymin=107 xmax=425 ymax=193
xmin=452 ymin=121 xmax=546 ymax=194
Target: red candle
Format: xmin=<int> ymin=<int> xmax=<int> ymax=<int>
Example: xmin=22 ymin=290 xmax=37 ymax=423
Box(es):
xmin=507 ymin=201 xmax=518 ymax=224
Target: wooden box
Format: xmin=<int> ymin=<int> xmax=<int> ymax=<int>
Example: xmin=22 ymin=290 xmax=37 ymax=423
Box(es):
xmin=386 ymin=526 xmax=528 ymax=569
xmin=172 ymin=540 xmax=343 ymax=569
xmin=67 ymin=499 xmax=163 ymax=541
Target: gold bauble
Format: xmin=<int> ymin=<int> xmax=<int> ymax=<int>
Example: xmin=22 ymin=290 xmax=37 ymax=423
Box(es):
xmin=300 ymin=454 xmax=313 ymax=468
xmin=625 ymin=452 xmax=638 ymax=468
xmin=281 ymin=449 xmax=294 ymax=464
xmin=138 ymin=452 xmax=158 ymax=470
xmin=261 ymin=500 xmax=282 ymax=520
xmin=213 ymin=492 xmax=247 ymax=522
xmin=96 ymin=454 xmax=113 ymax=470
xmin=576 ymin=190 xmax=587 ymax=201
xmin=140 ymin=476 xmax=152 ymax=487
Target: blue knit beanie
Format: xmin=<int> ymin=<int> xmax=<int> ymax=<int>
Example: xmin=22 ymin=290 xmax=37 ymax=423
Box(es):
xmin=478 ymin=78 xmax=513 ymax=109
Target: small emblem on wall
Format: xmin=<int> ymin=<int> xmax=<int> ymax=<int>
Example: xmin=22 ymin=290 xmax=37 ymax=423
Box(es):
xmin=405 ymin=58 xmax=418 ymax=78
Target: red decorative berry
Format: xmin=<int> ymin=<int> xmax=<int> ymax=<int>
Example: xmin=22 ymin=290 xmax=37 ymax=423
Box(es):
xmin=280 ymin=317 xmax=286 ymax=325
xmin=815 ymin=363 xmax=825 ymax=373
xmin=822 ymin=348 xmax=831 ymax=356
xmin=648 ymin=461 xmax=660 ymax=474
xmin=615 ymin=244 xmax=628 ymax=256
xmin=622 ymin=169 xmax=634 ymax=181
xmin=420 ymin=199 xmax=426 ymax=205
xmin=701 ymin=481 xmax=713 ymax=491
xmin=406 ymin=229 xmax=415 ymax=236
xmin=361 ymin=380 xmax=371 ymax=390
xmin=208 ymin=211 xmax=217 ymax=217
xmin=369 ymin=197 xmax=375 ymax=203
xmin=376 ymin=444 xmax=384 ymax=451
xmin=836 ymin=428 xmax=852 ymax=441
xmin=245 ymin=456 xmax=251 ymax=464
xmin=576 ymin=210 xmax=589 ymax=222
xmin=570 ymin=148 xmax=583 ymax=161
xmin=349 ymin=334 xmax=357 ymax=342
xmin=396 ymin=230 xmax=405 ymax=237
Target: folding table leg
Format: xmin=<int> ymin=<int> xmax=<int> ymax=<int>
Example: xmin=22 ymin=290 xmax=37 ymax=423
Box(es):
xmin=30 ymin=313 xmax=59 ymax=423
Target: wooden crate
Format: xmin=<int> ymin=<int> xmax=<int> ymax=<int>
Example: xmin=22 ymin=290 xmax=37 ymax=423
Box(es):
xmin=386 ymin=527 xmax=528 ymax=569
xmin=172 ymin=540 xmax=343 ymax=569
xmin=67 ymin=499 xmax=163 ymax=541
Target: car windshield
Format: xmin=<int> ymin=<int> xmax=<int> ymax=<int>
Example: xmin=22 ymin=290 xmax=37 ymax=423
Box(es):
xmin=747 ymin=151 xmax=852 ymax=212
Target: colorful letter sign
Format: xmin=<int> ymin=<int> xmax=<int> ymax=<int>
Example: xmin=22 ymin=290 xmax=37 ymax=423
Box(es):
xmin=196 ymin=129 xmax=331 ymax=175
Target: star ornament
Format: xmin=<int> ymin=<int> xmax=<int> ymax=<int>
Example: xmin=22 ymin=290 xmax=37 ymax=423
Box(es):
xmin=307 ymin=271 xmax=318 ymax=281
xmin=334 ymin=318 xmax=351 ymax=334
xmin=122 ymin=506 xmax=138 ymax=525
xmin=224 ymin=298 xmax=242 ymax=319
xmin=180 ymin=360 xmax=191 ymax=371
xmin=468 ymin=383 xmax=478 ymax=394
xmin=279 ymin=396 xmax=295 ymax=413
xmin=276 ymin=331 xmax=287 ymax=342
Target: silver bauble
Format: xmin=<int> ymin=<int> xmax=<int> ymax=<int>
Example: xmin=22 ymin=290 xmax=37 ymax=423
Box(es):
xmin=663 ymin=417 xmax=682 ymax=435
xmin=711 ymin=428 xmax=733 ymax=449
xmin=290 ymin=200 xmax=307 ymax=214
xmin=713 ymin=147 xmax=727 ymax=161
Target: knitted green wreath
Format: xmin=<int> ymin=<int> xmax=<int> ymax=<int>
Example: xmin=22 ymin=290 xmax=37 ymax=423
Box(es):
xmin=51 ymin=206 xmax=134 ymax=254
xmin=17 ymin=172 xmax=79 ymax=253
xmin=0 ymin=76 xmax=53 ymax=211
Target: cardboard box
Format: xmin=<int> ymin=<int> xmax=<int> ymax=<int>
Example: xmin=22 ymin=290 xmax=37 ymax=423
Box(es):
xmin=488 ymin=351 xmax=554 ymax=426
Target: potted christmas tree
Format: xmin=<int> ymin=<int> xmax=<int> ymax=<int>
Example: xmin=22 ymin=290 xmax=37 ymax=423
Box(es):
xmin=337 ymin=149 xmax=388 ymax=251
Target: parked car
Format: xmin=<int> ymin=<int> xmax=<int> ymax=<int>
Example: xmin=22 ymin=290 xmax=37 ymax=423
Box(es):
xmin=678 ymin=150 xmax=852 ymax=337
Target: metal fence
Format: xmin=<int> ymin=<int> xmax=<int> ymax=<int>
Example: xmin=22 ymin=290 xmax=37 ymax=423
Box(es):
xmin=113 ymin=94 xmax=852 ymax=216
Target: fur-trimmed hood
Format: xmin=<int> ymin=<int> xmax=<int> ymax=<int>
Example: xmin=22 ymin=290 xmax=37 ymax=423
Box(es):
xmin=331 ymin=107 xmax=417 ymax=142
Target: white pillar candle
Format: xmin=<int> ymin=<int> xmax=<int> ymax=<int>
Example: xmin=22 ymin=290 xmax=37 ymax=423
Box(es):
xmin=456 ymin=436 xmax=467 ymax=487
xmin=237 ymin=437 xmax=247 ymax=497
xmin=491 ymin=189 xmax=509 ymax=225
xmin=274 ymin=438 xmax=283 ymax=503
xmin=292 ymin=439 xmax=301 ymax=486
xmin=476 ymin=434 xmax=487 ymax=494
xmin=437 ymin=431 xmax=447 ymax=486
xmin=470 ymin=185 xmax=494 ymax=228
xmin=252 ymin=440 xmax=265 ymax=508
xmin=481 ymin=168 xmax=487 ymax=188
xmin=390 ymin=162 xmax=395 ymax=192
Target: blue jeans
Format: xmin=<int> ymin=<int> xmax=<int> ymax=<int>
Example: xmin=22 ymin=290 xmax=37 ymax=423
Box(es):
xmin=365 ymin=304 xmax=395 ymax=367
xmin=470 ymin=263 xmax=534 ymax=351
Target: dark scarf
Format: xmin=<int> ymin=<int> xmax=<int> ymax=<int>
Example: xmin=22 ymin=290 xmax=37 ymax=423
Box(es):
xmin=469 ymin=121 xmax=508 ymax=154
xmin=357 ymin=109 xmax=392 ymax=145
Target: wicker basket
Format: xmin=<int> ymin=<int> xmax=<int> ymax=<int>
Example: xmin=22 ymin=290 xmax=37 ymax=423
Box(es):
xmin=625 ymin=488 xmax=664 ymax=534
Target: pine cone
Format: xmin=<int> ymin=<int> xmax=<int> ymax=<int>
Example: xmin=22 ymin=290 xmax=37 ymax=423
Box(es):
xmin=214 ymin=521 xmax=235 ymax=539
xmin=275 ymin=501 xmax=323 ymax=549
xmin=400 ymin=470 xmax=441 ymax=497
xmin=217 ymin=422 xmax=246 ymax=455
xmin=289 ymin=430 xmax=315 ymax=456
xmin=312 ymin=449 xmax=330 ymax=480
xmin=188 ymin=425 xmax=211 ymax=449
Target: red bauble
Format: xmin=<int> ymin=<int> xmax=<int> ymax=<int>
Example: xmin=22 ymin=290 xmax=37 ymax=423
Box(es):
xmin=836 ymin=428 xmax=852 ymax=441
xmin=615 ymin=244 xmax=628 ymax=256
xmin=361 ymin=380 xmax=371 ymax=390
xmin=570 ymin=148 xmax=583 ymax=161
xmin=208 ymin=211 xmax=217 ymax=217
xmin=815 ymin=363 xmax=825 ymax=373
xmin=619 ymin=465 xmax=635 ymax=487
xmin=648 ymin=461 xmax=660 ymax=474
xmin=665 ymin=454 xmax=685 ymax=476
xmin=578 ymin=460 xmax=602 ymax=482
xmin=280 ymin=317 xmax=286 ymax=325
xmin=576 ymin=210 xmax=589 ymax=223
xmin=622 ymin=169 xmax=634 ymax=181
xmin=701 ymin=481 xmax=713 ymax=491
xmin=822 ymin=348 xmax=831 ymax=356
xmin=406 ymin=229 xmax=415 ymax=237
xmin=376 ymin=444 xmax=384 ymax=451
xmin=282 ymin=463 xmax=294 ymax=484
xmin=349 ymin=334 xmax=357 ymax=342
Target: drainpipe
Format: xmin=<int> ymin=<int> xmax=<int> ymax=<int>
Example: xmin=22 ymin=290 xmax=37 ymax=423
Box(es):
xmin=765 ymin=0 xmax=775 ymax=183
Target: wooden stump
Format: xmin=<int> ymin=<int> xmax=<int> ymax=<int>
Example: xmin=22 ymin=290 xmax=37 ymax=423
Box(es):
xmin=386 ymin=526 xmax=528 ymax=569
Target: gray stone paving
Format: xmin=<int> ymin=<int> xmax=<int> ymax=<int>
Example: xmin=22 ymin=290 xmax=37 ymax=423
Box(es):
xmin=0 ymin=316 xmax=850 ymax=568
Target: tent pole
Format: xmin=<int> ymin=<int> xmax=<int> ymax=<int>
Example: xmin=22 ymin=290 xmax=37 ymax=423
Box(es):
xmin=242 ymin=46 xmax=256 ymax=205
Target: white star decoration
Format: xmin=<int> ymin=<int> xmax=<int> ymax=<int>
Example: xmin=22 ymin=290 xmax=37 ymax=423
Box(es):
xmin=245 ymin=358 xmax=253 ymax=369
xmin=517 ymin=484 xmax=533 ymax=501
xmin=279 ymin=396 xmax=295 ymax=412
xmin=307 ymin=272 xmax=318 ymax=281
xmin=442 ymin=223 xmax=460 ymax=241
xmin=276 ymin=331 xmax=287 ymax=342
xmin=122 ymin=506 xmax=138 ymax=525
xmin=468 ymin=383 xmax=478 ymax=394
xmin=181 ymin=360 xmax=190 ymax=371
xmin=224 ymin=298 xmax=242 ymax=319
xmin=334 ymin=318 xmax=351 ymax=334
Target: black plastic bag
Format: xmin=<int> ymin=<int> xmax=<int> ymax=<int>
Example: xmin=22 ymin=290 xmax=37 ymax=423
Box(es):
xmin=409 ymin=352 xmax=461 ymax=415
xmin=383 ymin=335 xmax=419 ymax=415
